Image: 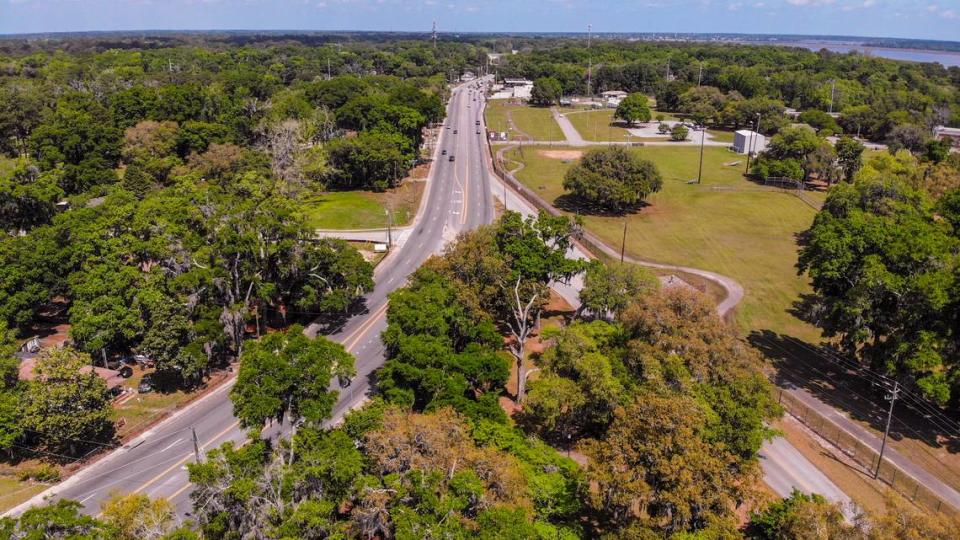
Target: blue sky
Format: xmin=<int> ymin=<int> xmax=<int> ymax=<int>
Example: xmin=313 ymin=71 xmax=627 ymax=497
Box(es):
xmin=1 ymin=0 xmax=958 ymax=41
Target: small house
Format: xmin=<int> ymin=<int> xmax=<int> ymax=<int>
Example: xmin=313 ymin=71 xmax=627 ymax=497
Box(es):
xmin=733 ymin=130 xmax=768 ymax=155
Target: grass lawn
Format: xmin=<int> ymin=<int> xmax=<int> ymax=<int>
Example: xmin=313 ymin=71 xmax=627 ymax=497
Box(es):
xmin=303 ymin=180 xmax=424 ymax=230
xmin=562 ymin=109 xmax=635 ymax=142
xmin=505 ymin=144 xmax=822 ymax=341
xmin=0 ymin=475 xmax=48 ymax=513
xmin=707 ymin=129 xmax=736 ymax=144
xmin=485 ymin=99 xmax=564 ymax=141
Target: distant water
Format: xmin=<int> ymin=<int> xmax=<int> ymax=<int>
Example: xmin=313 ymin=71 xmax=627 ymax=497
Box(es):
xmin=781 ymin=42 xmax=960 ymax=67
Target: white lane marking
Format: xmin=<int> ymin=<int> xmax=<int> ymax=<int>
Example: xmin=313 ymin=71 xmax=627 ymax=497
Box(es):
xmin=78 ymin=493 xmax=96 ymax=504
xmin=160 ymin=438 xmax=183 ymax=453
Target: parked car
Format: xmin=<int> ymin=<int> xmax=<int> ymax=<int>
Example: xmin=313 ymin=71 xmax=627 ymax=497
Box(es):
xmin=138 ymin=374 xmax=155 ymax=394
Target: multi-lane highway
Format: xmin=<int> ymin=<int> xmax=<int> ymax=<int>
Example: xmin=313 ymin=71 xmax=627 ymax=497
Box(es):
xmin=7 ymin=78 xmax=495 ymax=517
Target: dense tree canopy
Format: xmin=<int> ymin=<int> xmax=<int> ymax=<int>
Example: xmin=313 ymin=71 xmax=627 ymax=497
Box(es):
xmin=797 ymin=176 xmax=960 ymax=403
xmin=563 ymin=146 xmax=663 ymax=212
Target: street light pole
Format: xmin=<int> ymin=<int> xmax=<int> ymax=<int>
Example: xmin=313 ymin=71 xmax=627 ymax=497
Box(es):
xmin=620 ymin=221 xmax=627 ymax=263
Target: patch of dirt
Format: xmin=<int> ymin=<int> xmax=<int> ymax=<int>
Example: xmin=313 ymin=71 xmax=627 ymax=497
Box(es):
xmin=537 ymin=149 xmax=584 ymax=160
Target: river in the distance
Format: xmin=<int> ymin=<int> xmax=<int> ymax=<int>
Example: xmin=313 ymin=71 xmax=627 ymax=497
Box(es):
xmin=781 ymin=42 xmax=960 ymax=67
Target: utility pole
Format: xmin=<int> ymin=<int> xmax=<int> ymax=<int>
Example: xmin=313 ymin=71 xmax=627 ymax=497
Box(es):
xmin=191 ymin=427 xmax=201 ymax=462
xmin=326 ymin=58 xmax=331 ymax=80
xmin=828 ymin=79 xmax=836 ymax=114
xmin=620 ymin=221 xmax=627 ymax=263
xmin=385 ymin=208 xmax=393 ymax=248
xmin=697 ymin=62 xmax=703 ymax=86
xmin=875 ymin=380 xmax=900 ymax=480
xmin=432 ymin=20 xmax=437 ymax=49
xmin=745 ymin=113 xmax=761 ymax=174
xmin=697 ymin=124 xmax=706 ymax=184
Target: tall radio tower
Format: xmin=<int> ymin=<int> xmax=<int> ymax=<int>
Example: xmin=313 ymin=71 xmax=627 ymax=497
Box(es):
xmin=586 ymin=24 xmax=593 ymax=97
xmin=432 ymin=20 xmax=437 ymax=49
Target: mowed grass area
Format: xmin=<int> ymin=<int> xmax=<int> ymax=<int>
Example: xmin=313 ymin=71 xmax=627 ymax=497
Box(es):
xmin=304 ymin=180 xmax=424 ymax=230
xmin=484 ymin=99 xmax=564 ymax=141
xmin=505 ymin=144 xmax=822 ymax=341
xmin=562 ymin=109 xmax=634 ymax=142
xmin=0 ymin=475 xmax=48 ymax=513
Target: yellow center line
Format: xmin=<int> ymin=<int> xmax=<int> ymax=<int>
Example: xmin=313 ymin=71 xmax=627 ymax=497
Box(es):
xmin=338 ymin=300 xmax=386 ymax=347
xmin=343 ymin=301 xmax=390 ymax=352
xmin=130 ymin=419 xmax=241 ymax=496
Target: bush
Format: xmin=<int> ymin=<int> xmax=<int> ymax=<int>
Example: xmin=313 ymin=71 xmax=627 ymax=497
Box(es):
xmin=17 ymin=464 xmax=61 ymax=483
xmin=670 ymin=124 xmax=689 ymax=141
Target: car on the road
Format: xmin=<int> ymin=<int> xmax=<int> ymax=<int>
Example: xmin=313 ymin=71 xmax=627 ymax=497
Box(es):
xmin=449 ymin=155 xmax=455 ymax=161
xmin=475 ymin=120 xmax=480 ymax=125
xmin=476 ymin=130 xmax=481 ymax=134
xmin=442 ymin=149 xmax=447 ymax=155
xmin=453 ymin=129 xmax=458 ymax=134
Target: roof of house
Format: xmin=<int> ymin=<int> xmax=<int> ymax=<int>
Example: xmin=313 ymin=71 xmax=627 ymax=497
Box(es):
xmin=18 ymin=356 xmax=126 ymax=391
xmin=735 ymin=129 xmax=762 ymax=137
xmin=935 ymin=126 xmax=960 ymax=136
xmin=600 ymin=90 xmax=628 ymax=96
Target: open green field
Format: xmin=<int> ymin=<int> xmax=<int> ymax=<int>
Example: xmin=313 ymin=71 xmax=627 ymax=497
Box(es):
xmin=562 ymin=109 xmax=634 ymax=142
xmin=485 ymin=99 xmax=564 ymax=141
xmin=505 ymin=144 xmax=823 ymax=341
xmin=304 ymin=180 xmax=424 ymax=230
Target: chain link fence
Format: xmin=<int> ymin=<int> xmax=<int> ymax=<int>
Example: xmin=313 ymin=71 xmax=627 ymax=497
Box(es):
xmin=779 ymin=389 xmax=959 ymax=517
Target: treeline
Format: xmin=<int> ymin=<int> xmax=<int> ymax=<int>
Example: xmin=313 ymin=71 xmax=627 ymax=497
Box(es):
xmin=6 ymin=212 xmax=958 ymax=538
xmin=0 ymin=37 xmax=470 ymax=458
xmin=496 ymin=40 xmax=960 ymax=142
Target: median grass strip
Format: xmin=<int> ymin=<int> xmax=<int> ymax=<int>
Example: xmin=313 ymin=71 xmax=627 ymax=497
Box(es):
xmin=485 ymin=99 xmax=564 ymax=141
xmin=505 ymin=144 xmax=823 ymax=341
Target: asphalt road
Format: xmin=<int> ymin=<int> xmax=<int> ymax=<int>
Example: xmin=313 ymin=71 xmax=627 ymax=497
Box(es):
xmin=7 ymin=77 xmax=495 ymax=518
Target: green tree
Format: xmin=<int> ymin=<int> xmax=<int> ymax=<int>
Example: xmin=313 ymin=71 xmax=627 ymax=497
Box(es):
xmin=614 ymin=93 xmax=652 ymax=126
xmin=747 ymin=490 xmax=856 ymax=540
xmin=230 ymin=325 xmax=355 ymax=435
xmin=562 ymin=146 xmax=663 ymax=212
xmin=495 ymin=211 xmax=585 ymax=401
xmin=138 ymin=295 xmax=206 ymax=386
xmin=20 ymin=347 xmax=115 ymax=456
xmin=100 ymin=492 xmax=176 ymax=540
xmin=583 ymin=392 xmax=743 ymax=536
xmin=578 ymin=261 xmax=657 ymax=319
xmin=670 ymin=123 xmax=689 ymax=141
xmin=0 ymin=499 xmax=115 ymax=539
xmin=798 ymin=110 xmax=840 ymax=135
xmin=835 ymin=136 xmax=865 ymax=182
xmin=797 ymin=178 xmax=956 ymax=403
xmin=530 ymin=77 xmax=563 ymax=107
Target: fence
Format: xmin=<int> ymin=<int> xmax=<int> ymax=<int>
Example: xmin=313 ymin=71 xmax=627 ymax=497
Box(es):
xmin=778 ymin=389 xmax=959 ymax=517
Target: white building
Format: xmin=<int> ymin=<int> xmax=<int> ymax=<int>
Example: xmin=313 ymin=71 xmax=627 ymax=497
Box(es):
xmin=733 ymin=130 xmax=768 ymax=154
xmin=934 ymin=126 xmax=960 ymax=147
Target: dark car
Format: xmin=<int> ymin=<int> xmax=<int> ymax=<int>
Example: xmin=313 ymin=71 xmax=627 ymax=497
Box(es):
xmin=453 ymin=129 xmax=458 ymax=134
xmin=442 ymin=149 xmax=447 ymax=155
xmin=449 ymin=155 xmax=455 ymax=161
xmin=138 ymin=374 xmax=154 ymax=394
